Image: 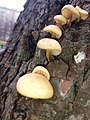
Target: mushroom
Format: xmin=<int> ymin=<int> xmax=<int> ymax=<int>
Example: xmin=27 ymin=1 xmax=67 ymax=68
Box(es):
xmin=16 ymin=73 xmax=53 ymax=99
xmin=75 ymin=6 xmax=88 ymax=20
xmin=61 ymin=4 xmax=80 ymax=26
xmin=37 ymin=38 xmax=62 ymax=61
xmin=32 ymin=66 xmax=50 ymax=80
xmin=43 ymin=25 xmax=62 ymax=39
xmin=54 ymin=15 xmax=67 ymax=28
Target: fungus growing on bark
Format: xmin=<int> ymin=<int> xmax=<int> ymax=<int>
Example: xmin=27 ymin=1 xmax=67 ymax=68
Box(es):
xmin=37 ymin=38 xmax=62 ymax=61
xmin=32 ymin=66 xmax=50 ymax=80
xmin=16 ymin=66 xmax=53 ymax=99
xmin=54 ymin=15 xmax=67 ymax=28
xmin=75 ymin=6 xmax=88 ymax=20
xmin=43 ymin=25 xmax=62 ymax=39
xmin=61 ymin=4 xmax=80 ymax=26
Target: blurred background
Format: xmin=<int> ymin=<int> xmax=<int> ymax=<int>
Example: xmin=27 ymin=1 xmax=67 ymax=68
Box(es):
xmin=0 ymin=0 xmax=26 ymax=52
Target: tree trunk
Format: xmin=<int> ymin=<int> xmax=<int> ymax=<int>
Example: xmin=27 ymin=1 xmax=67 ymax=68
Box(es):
xmin=0 ymin=0 xmax=90 ymax=120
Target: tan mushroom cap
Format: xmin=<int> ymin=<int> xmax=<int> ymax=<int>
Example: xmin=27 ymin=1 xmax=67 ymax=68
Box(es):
xmin=61 ymin=4 xmax=80 ymax=22
xmin=75 ymin=6 xmax=88 ymax=20
xmin=37 ymin=38 xmax=62 ymax=56
xmin=43 ymin=25 xmax=62 ymax=39
xmin=54 ymin=15 xmax=67 ymax=25
xmin=32 ymin=66 xmax=50 ymax=80
xmin=16 ymin=73 xmax=54 ymax=99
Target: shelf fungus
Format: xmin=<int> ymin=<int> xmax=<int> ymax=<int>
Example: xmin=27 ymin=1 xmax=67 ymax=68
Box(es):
xmin=16 ymin=66 xmax=53 ymax=99
xmin=43 ymin=25 xmax=62 ymax=39
xmin=37 ymin=38 xmax=62 ymax=61
xmin=54 ymin=15 xmax=67 ymax=28
xmin=61 ymin=4 xmax=80 ymax=26
xmin=75 ymin=6 xmax=88 ymax=20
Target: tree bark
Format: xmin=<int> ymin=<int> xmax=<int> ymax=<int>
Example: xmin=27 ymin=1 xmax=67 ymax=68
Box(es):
xmin=0 ymin=0 xmax=90 ymax=120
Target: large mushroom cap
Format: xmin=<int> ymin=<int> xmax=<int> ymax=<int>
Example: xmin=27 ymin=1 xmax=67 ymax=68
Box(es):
xmin=32 ymin=66 xmax=50 ymax=80
xmin=43 ymin=25 xmax=62 ymax=39
xmin=61 ymin=4 xmax=80 ymax=21
xmin=16 ymin=73 xmax=54 ymax=99
xmin=54 ymin=15 xmax=67 ymax=25
xmin=37 ymin=38 xmax=62 ymax=56
xmin=75 ymin=6 xmax=88 ymax=20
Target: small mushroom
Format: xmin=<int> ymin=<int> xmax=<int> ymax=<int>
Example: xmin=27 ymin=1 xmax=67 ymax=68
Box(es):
xmin=61 ymin=4 xmax=80 ymax=26
xmin=54 ymin=15 xmax=67 ymax=28
xmin=75 ymin=6 xmax=88 ymax=20
xmin=32 ymin=66 xmax=50 ymax=80
xmin=37 ymin=38 xmax=62 ymax=61
xmin=43 ymin=25 xmax=62 ymax=39
xmin=16 ymin=73 xmax=54 ymax=99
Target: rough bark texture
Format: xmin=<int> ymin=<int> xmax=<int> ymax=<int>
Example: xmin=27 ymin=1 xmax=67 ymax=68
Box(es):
xmin=0 ymin=0 xmax=90 ymax=120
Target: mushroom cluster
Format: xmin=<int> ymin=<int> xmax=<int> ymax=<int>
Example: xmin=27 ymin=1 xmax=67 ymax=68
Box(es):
xmin=16 ymin=4 xmax=88 ymax=99
xmin=37 ymin=4 xmax=88 ymax=61
xmin=16 ymin=66 xmax=54 ymax=99
xmin=61 ymin=5 xmax=88 ymax=26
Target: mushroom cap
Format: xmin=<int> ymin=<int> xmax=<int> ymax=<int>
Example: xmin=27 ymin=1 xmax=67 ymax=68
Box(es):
xmin=61 ymin=7 xmax=72 ymax=19
xmin=61 ymin=4 xmax=80 ymax=21
xmin=54 ymin=15 xmax=67 ymax=25
xmin=32 ymin=66 xmax=50 ymax=80
xmin=37 ymin=38 xmax=62 ymax=56
xmin=43 ymin=25 xmax=62 ymax=39
xmin=75 ymin=6 xmax=88 ymax=20
xmin=16 ymin=73 xmax=54 ymax=99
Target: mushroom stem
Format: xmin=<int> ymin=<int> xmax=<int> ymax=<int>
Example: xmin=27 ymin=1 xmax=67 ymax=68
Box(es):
xmin=51 ymin=32 xmax=56 ymax=38
xmin=67 ymin=17 xmax=72 ymax=27
xmin=77 ymin=14 xmax=81 ymax=22
xmin=57 ymin=23 xmax=63 ymax=31
xmin=46 ymin=50 xmax=53 ymax=61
